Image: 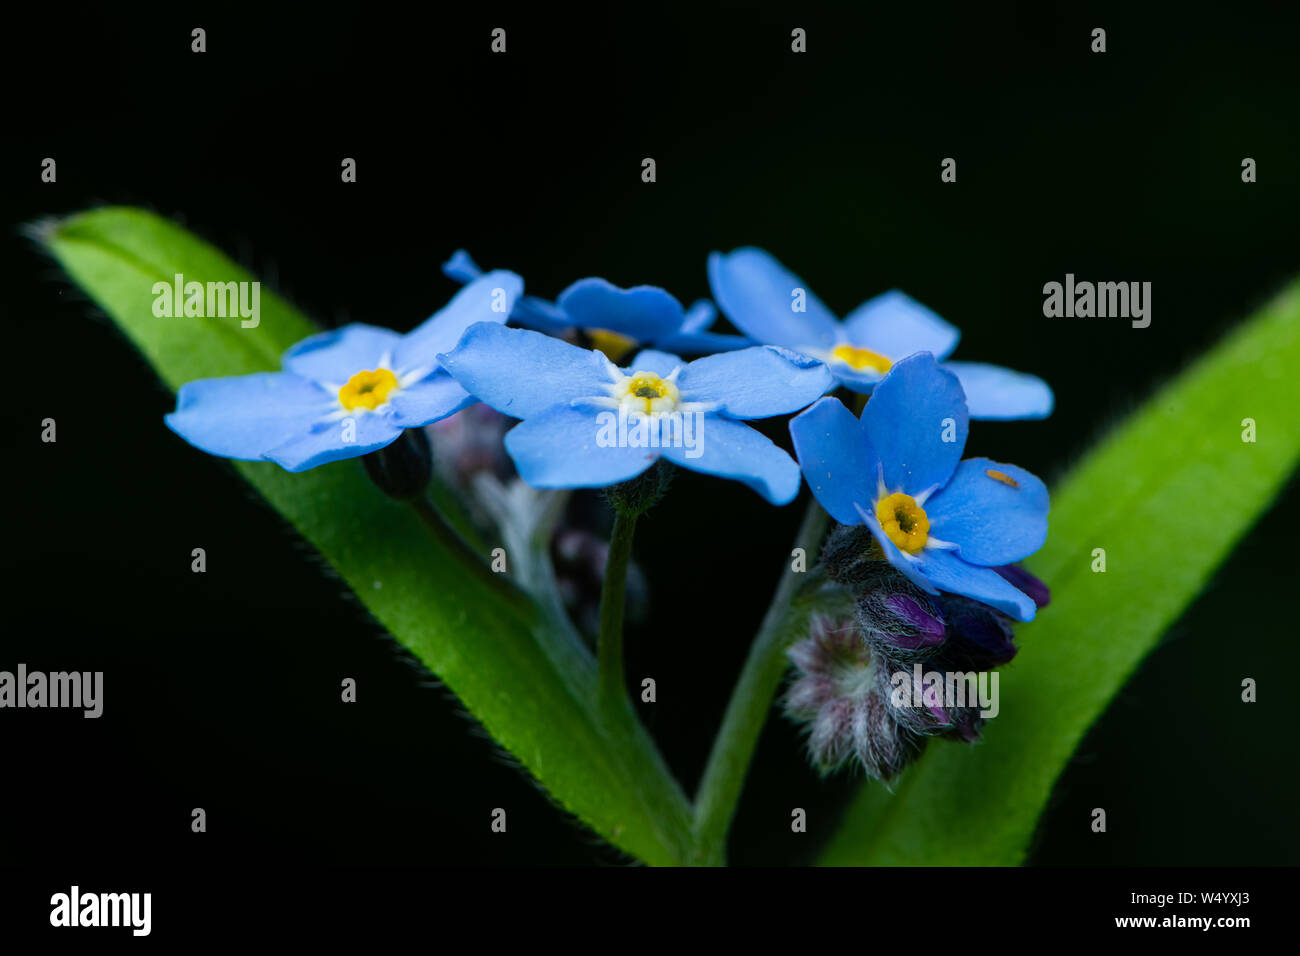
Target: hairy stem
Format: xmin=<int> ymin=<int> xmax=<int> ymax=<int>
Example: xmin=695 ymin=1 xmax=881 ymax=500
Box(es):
xmin=692 ymin=500 xmax=829 ymax=863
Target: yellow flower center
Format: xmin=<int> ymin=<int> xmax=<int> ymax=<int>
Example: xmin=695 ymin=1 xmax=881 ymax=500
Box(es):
xmin=338 ymin=368 xmax=400 ymax=411
xmin=615 ymin=371 xmax=680 ymax=414
xmin=875 ymin=492 xmax=930 ymax=554
xmin=588 ymin=328 xmax=638 ymax=363
xmin=831 ymin=343 xmax=893 ymax=374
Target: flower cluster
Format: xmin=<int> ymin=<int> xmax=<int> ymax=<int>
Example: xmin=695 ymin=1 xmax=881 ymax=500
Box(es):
xmin=166 ymin=271 xmax=521 ymax=471
xmin=783 ymin=353 xmax=1051 ymax=778
xmin=166 ymin=245 xmax=1054 ymax=781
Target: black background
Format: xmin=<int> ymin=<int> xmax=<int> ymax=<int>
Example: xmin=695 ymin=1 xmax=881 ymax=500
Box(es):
xmin=2 ymin=1 xmax=1298 ymax=867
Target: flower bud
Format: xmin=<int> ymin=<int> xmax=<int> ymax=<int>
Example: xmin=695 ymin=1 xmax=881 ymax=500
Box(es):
xmin=887 ymin=664 xmax=985 ymax=743
xmin=856 ymin=584 xmax=948 ymax=662
xmin=784 ymin=615 xmax=925 ymax=781
xmin=933 ymin=595 xmax=1018 ymax=670
xmin=819 ymin=523 xmax=884 ymax=590
xmin=362 ymin=427 xmax=433 ymax=500
xmin=994 ymin=564 xmax=1051 ymax=610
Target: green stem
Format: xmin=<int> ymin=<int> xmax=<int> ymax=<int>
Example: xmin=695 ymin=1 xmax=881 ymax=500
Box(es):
xmin=692 ymin=500 xmax=829 ymax=863
xmin=597 ymin=507 xmax=639 ymax=719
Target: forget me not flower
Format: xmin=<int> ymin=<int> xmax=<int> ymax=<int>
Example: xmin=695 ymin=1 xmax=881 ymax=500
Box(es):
xmin=789 ymin=353 xmax=1049 ymax=620
xmin=439 ymin=322 xmax=833 ymax=504
xmin=444 ymin=249 xmax=749 ymax=358
xmin=709 ymin=246 xmax=1053 ymax=420
xmin=166 ymin=271 xmax=521 ymax=472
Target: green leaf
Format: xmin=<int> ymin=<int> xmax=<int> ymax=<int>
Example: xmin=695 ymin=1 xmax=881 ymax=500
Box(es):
xmin=819 ymin=279 xmax=1300 ymax=865
xmin=41 ymin=206 xmax=695 ymax=866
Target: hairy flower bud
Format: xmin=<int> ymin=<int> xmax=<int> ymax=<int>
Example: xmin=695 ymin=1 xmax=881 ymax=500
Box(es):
xmin=856 ymin=577 xmax=948 ymax=662
xmin=819 ymin=522 xmax=884 ymax=590
xmin=787 ymin=524 xmax=1049 ymax=772
xmin=886 ymin=661 xmax=986 ymax=742
xmin=823 ymin=524 xmax=951 ymax=660
xmin=820 ymin=521 xmax=1047 ymax=670
xmin=784 ymin=615 xmax=924 ymax=781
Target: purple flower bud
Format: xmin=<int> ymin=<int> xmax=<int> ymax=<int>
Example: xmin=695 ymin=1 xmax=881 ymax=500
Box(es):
xmin=858 ymin=589 xmax=948 ymax=661
xmin=883 ymin=594 xmax=946 ymax=639
xmin=820 ymin=523 xmax=952 ymax=662
xmin=994 ymin=564 xmax=1051 ymax=610
xmin=934 ymin=595 xmax=1018 ymax=670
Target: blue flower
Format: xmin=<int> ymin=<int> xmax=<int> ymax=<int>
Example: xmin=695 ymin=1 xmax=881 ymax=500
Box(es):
xmin=444 ymin=249 xmax=750 ymax=357
xmin=438 ymin=323 xmax=834 ymax=504
xmin=789 ymin=353 xmax=1049 ymax=620
xmin=165 ymin=271 xmax=522 ymax=472
xmin=708 ymin=246 xmax=1054 ymax=420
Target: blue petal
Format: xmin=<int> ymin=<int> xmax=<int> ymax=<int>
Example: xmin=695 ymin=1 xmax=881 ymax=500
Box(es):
xmin=442 ymin=249 xmax=484 ymax=284
xmin=166 ymin=373 xmax=336 ymax=460
xmin=857 ymin=505 xmax=1037 ymax=621
xmin=511 ymin=294 xmax=572 ymax=334
xmin=557 ymin=277 xmax=685 ymax=343
xmin=830 ymin=364 xmax=887 ymax=394
xmin=941 ymin=361 xmax=1054 ymax=421
xmin=789 ymin=397 xmax=878 ymax=524
xmin=677 ymin=346 xmax=832 ymax=419
xmin=661 ymin=414 xmax=801 ymax=505
xmin=504 ymin=406 xmax=658 ymax=488
xmin=656 ymin=330 xmax=753 ymax=355
xmin=440 ymin=252 xmax=570 ymax=333
xmin=861 ymin=352 xmax=968 ymax=496
xmin=842 ymin=290 xmax=960 ymax=362
xmin=680 ymin=299 xmax=718 ymax=333
xmin=707 ymin=247 xmax=840 ymax=352
xmin=910 ymin=548 xmax=1037 ymax=622
xmin=387 ymin=372 xmax=477 ymax=428
xmin=396 ymin=269 xmax=522 ymax=372
xmin=263 ymin=411 xmax=403 ymax=473
xmin=924 ymin=458 xmax=1049 ymax=566
xmin=438 ymin=323 xmax=615 ymax=420
xmin=282 ymin=324 xmax=404 ymax=385
xmin=629 ymin=349 xmax=686 ymax=377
